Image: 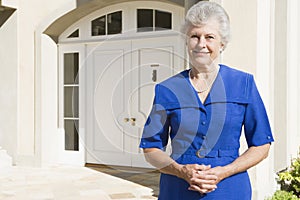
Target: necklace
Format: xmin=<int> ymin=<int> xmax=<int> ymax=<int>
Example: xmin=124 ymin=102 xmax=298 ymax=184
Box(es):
xmin=189 ymin=66 xmax=219 ymax=93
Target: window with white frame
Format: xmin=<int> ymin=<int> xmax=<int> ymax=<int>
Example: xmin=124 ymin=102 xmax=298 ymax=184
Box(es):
xmin=63 ymin=53 xmax=79 ymax=151
xmin=137 ymin=9 xmax=172 ymax=32
xmin=91 ymin=11 xmax=122 ymax=36
xmin=67 ymin=29 xmax=79 ymax=38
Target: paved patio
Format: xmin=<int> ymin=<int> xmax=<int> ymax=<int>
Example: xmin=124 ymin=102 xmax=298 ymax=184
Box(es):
xmin=0 ymin=165 xmax=157 ymax=200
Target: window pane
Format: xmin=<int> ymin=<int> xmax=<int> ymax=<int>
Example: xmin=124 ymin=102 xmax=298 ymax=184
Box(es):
xmin=64 ymin=53 xmax=79 ymax=84
xmin=108 ymin=11 xmax=122 ymax=35
xmin=64 ymin=86 xmax=79 ymax=118
xmin=92 ymin=15 xmax=106 ymax=36
xmin=67 ymin=29 xmax=79 ymax=38
xmin=137 ymin=9 xmax=153 ymax=32
xmin=64 ymin=119 xmax=79 ymax=151
xmin=155 ymin=10 xmax=172 ymax=31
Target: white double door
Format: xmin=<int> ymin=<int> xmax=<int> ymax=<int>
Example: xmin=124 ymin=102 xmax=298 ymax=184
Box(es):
xmin=86 ymin=36 xmax=184 ymax=167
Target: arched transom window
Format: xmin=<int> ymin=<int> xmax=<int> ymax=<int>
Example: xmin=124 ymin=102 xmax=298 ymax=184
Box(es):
xmin=59 ymin=1 xmax=184 ymax=43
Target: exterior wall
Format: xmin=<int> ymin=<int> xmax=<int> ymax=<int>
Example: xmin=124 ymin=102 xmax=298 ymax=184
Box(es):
xmin=40 ymin=34 xmax=61 ymax=165
xmin=286 ymin=0 xmax=300 ymax=165
xmin=274 ymin=0 xmax=288 ymax=172
xmin=11 ymin=0 xmax=75 ymax=165
xmin=0 ymin=12 xmax=18 ymax=162
xmin=221 ymin=0 xmax=257 ymax=74
xmin=36 ymin=1 xmax=77 ymax=166
xmin=274 ymin=0 xmax=300 ymax=172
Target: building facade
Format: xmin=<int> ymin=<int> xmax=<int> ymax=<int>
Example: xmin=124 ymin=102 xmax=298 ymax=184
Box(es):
xmin=0 ymin=0 xmax=299 ymax=199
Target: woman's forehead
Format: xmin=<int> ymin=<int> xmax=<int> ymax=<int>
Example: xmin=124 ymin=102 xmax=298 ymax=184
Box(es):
xmin=187 ymin=22 xmax=220 ymax=35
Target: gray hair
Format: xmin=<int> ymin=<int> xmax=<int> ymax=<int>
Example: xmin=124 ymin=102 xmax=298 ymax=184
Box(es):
xmin=182 ymin=1 xmax=231 ymax=49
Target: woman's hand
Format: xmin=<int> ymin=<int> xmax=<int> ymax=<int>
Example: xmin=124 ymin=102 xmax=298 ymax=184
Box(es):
xmin=179 ymin=164 xmax=218 ymax=194
xmin=204 ymin=166 xmax=227 ymax=184
xmin=188 ymin=144 xmax=272 ymax=194
xmin=143 ymin=149 xmax=217 ymax=193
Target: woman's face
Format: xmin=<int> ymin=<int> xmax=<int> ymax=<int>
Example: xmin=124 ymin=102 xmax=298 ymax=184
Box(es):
xmin=186 ymin=19 xmax=223 ymax=70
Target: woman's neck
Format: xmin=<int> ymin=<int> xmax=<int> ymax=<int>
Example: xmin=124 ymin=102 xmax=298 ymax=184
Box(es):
xmin=190 ymin=64 xmax=220 ymax=80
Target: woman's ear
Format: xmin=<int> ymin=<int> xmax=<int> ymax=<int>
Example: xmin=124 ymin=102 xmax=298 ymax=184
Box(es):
xmin=220 ymin=43 xmax=225 ymax=52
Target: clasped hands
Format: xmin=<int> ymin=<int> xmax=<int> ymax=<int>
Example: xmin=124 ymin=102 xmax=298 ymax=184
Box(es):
xmin=179 ymin=164 xmax=225 ymax=194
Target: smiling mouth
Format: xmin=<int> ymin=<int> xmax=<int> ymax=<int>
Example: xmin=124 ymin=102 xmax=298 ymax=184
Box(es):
xmin=193 ymin=51 xmax=210 ymax=55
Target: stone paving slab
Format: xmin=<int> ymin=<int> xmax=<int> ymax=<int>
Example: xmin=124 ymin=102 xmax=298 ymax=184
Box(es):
xmin=0 ymin=165 xmax=157 ymax=200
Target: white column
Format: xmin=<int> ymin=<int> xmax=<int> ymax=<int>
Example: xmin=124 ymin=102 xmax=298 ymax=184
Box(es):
xmin=298 ymin=1 xmax=300 ymax=144
xmin=287 ymin=0 xmax=299 ymax=160
xmin=273 ymin=0 xmax=288 ymax=171
xmin=254 ymin=0 xmax=276 ymax=199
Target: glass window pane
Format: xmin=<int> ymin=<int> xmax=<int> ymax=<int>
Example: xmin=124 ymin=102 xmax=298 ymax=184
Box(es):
xmin=92 ymin=15 xmax=106 ymax=36
xmin=155 ymin=10 xmax=172 ymax=31
xmin=108 ymin=11 xmax=122 ymax=35
xmin=64 ymin=86 xmax=79 ymax=118
xmin=64 ymin=119 xmax=79 ymax=151
xmin=64 ymin=53 xmax=79 ymax=84
xmin=137 ymin=9 xmax=153 ymax=32
xmin=67 ymin=29 xmax=79 ymax=38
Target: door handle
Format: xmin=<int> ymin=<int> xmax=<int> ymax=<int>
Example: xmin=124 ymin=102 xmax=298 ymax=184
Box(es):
xmin=130 ymin=118 xmax=136 ymax=126
xmin=124 ymin=118 xmax=136 ymax=126
xmin=152 ymin=70 xmax=157 ymax=82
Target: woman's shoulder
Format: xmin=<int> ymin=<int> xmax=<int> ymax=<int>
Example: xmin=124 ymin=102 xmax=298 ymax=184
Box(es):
xmin=153 ymin=70 xmax=199 ymax=108
xmin=219 ymin=64 xmax=254 ymax=86
xmin=218 ymin=64 xmax=256 ymax=102
xmin=219 ymin=64 xmax=252 ymax=78
xmin=155 ymin=69 xmax=190 ymax=95
xmin=158 ymin=70 xmax=189 ymax=85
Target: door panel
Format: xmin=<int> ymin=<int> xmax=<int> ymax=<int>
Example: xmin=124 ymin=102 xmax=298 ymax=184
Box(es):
xmin=131 ymin=36 xmax=183 ymax=167
xmin=86 ymin=36 xmax=184 ymax=168
xmin=93 ymin=50 xmax=124 ymax=152
xmin=86 ymin=41 xmax=132 ymax=166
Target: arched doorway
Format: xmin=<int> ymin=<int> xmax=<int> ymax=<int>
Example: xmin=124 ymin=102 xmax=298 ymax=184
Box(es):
xmin=57 ymin=1 xmax=185 ymax=167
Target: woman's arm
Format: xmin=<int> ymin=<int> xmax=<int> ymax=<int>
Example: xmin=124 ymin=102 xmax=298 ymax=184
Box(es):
xmin=143 ymin=148 xmax=218 ymax=193
xmin=202 ymin=144 xmax=271 ymax=185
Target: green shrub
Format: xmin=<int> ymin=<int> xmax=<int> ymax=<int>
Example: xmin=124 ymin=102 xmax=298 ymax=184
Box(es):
xmin=266 ymin=190 xmax=298 ymax=200
xmin=266 ymin=150 xmax=300 ymax=199
xmin=277 ymin=153 xmax=300 ymax=197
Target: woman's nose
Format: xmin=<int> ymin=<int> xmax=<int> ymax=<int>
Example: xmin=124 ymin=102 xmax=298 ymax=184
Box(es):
xmin=198 ymin=37 xmax=206 ymax=48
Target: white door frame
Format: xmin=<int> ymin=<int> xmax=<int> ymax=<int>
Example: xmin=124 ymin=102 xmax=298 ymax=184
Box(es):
xmin=57 ymin=44 xmax=86 ymax=166
xmin=53 ymin=1 xmax=184 ymax=167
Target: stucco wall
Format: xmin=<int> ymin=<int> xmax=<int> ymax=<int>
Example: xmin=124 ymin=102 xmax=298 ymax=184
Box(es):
xmin=14 ymin=0 xmax=75 ymax=165
xmin=221 ymin=0 xmax=257 ymax=74
xmin=0 ymin=12 xmax=18 ymax=162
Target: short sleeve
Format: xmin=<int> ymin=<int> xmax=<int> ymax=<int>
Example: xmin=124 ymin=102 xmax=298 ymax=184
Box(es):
xmin=139 ymin=85 xmax=170 ymax=150
xmin=244 ymin=75 xmax=274 ymax=147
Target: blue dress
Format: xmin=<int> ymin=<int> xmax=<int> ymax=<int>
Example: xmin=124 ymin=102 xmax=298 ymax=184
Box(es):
xmin=140 ymin=65 xmax=274 ymax=200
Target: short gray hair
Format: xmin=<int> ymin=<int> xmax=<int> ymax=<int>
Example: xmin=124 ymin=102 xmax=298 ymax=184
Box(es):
xmin=182 ymin=1 xmax=231 ymax=49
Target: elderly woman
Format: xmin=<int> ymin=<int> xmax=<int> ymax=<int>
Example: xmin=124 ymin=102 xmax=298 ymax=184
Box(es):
xmin=139 ymin=1 xmax=274 ymax=200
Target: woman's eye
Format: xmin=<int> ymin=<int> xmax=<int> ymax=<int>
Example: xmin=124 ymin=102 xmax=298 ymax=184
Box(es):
xmin=206 ymin=35 xmax=215 ymax=39
xmin=191 ymin=35 xmax=199 ymax=39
